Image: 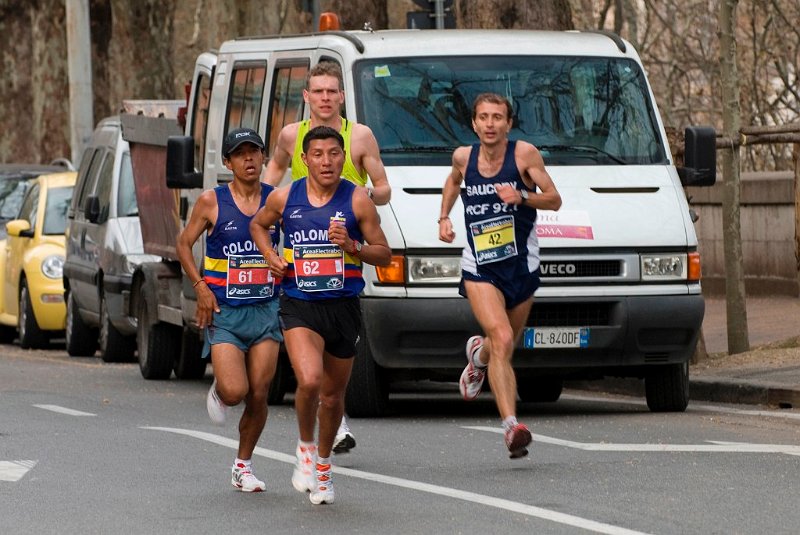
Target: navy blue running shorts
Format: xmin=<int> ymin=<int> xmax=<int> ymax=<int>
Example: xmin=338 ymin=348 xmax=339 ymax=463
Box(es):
xmin=278 ymin=294 xmax=361 ymax=359
xmin=202 ymin=299 xmax=282 ymax=359
xmin=459 ymin=267 xmax=541 ymax=309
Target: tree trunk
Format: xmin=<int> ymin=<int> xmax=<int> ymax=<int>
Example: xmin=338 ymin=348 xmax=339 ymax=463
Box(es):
xmin=0 ymin=0 xmax=71 ymax=164
xmin=719 ymin=0 xmax=750 ymax=354
xmin=329 ymin=0 xmax=387 ymax=30
xmin=107 ymin=0 xmax=177 ymax=108
xmin=459 ymin=0 xmax=574 ymax=30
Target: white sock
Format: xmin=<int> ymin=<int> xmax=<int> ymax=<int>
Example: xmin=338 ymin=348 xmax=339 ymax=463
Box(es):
xmin=234 ymin=458 xmax=251 ymax=468
xmin=502 ymin=416 xmax=518 ymax=432
xmin=317 ymin=456 xmax=331 ymax=469
xmin=298 ymin=439 xmax=316 ymax=451
xmin=471 ymin=344 xmax=486 ymax=368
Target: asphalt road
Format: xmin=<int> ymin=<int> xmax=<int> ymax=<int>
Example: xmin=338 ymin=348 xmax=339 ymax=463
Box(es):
xmin=2 ymin=344 xmax=800 ymax=535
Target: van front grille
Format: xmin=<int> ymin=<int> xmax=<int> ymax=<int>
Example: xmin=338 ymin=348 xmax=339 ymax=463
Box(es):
xmin=528 ymin=302 xmax=613 ymax=327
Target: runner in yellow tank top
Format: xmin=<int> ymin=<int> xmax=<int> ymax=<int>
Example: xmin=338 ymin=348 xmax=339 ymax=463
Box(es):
xmin=264 ymin=61 xmax=391 ymax=206
xmin=291 ymin=118 xmax=366 ymax=184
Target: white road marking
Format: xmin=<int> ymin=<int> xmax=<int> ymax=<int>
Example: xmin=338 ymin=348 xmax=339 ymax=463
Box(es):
xmin=32 ymin=404 xmax=96 ymax=417
xmin=563 ymin=393 xmax=800 ymax=421
xmin=0 ymin=460 xmax=37 ymax=482
xmin=463 ymin=426 xmax=800 ymax=455
xmin=143 ymin=426 xmax=651 ymax=535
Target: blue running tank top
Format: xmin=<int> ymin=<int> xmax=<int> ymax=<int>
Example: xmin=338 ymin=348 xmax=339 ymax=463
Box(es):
xmin=461 ymin=140 xmax=540 ymax=278
xmin=203 ymin=183 xmax=280 ymax=306
xmin=281 ymin=178 xmax=364 ymax=300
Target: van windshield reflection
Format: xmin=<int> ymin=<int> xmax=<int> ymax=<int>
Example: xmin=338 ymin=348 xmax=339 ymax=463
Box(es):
xmin=354 ymin=56 xmax=666 ymax=167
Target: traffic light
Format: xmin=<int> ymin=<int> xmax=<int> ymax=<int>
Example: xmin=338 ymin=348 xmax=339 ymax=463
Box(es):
xmin=407 ymin=0 xmax=455 ymax=29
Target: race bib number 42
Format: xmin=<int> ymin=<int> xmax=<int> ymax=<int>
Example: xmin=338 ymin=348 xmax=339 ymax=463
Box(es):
xmin=293 ymin=243 xmax=345 ymax=292
xmin=227 ymin=255 xmax=274 ymax=299
xmin=470 ymin=214 xmax=517 ymax=265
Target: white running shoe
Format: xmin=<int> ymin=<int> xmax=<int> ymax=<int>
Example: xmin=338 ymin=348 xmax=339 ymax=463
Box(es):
xmin=333 ymin=416 xmax=356 ymax=454
xmin=459 ymin=335 xmax=486 ymax=401
xmin=206 ymin=380 xmax=229 ymax=425
xmin=309 ymin=461 xmax=334 ymax=505
xmin=291 ymin=443 xmax=317 ymax=493
xmin=231 ymin=462 xmax=266 ymax=492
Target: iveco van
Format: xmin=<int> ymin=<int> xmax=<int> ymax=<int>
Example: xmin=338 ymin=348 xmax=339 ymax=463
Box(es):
xmin=134 ymin=29 xmax=715 ymax=413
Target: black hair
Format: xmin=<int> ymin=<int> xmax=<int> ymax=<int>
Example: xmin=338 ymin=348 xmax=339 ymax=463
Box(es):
xmin=302 ymin=126 xmax=345 ymax=153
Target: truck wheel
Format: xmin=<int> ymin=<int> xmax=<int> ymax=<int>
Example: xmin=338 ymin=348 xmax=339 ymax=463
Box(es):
xmin=136 ymin=291 xmax=177 ymax=380
xmin=518 ymin=378 xmax=563 ymax=403
xmin=99 ymin=296 xmax=135 ymax=363
xmin=645 ymin=361 xmax=689 ymax=412
xmin=267 ymin=351 xmax=292 ymax=405
xmin=66 ymin=291 xmax=97 ymax=356
xmin=173 ymin=327 xmax=207 ymax=380
xmin=18 ymin=281 xmax=48 ymax=349
xmin=345 ymin=328 xmax=389 ymax=417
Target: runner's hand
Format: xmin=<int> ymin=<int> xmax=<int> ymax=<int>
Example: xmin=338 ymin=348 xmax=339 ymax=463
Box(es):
xmin=194 ymin=283 xmax=219 ymax=329
xmin=495 ymin=183 xmax=523 ymax=205
xmin=328 ymin=220 xmax=352 ymax=252
xmin=439 ymin=217 xmax=455 ymax=243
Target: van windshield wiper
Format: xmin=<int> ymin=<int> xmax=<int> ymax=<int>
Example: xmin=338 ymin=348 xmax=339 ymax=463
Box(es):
xmin=538 ymin=144 xmax=628 ymax=165
xmin=381 ymin=146 xmax=459 ymax=153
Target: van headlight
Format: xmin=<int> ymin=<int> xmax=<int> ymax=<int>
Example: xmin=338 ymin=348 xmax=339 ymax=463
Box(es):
xmin=640 ymin=253 xmax=687 ymax=280
xmin=407 ymin=256 xmax=461 ymax=284
xmin=42 ymin=255 xmax=64 ymax=279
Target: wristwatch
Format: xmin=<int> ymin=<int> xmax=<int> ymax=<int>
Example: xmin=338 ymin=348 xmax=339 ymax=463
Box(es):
xmin=352 ymin=240 xmax=363 ymax=255
xmin=519 ymin=189 xmax=530 ymax=202
xmin=367 ymin=188 xmax=374 ymax=200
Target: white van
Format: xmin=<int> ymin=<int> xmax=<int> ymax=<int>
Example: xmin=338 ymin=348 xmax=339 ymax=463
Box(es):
xmin=131 ymin=29 xmax=715 ymax=414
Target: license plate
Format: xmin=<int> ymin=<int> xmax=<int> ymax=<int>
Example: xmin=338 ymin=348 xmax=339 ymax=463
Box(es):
xmin=523 ymin=327 xmax=589 ymax=349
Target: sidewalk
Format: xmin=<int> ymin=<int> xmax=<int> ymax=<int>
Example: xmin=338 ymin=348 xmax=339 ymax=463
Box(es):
xmin=571 ymin=296 xmax=800 ymax=408
xmin=690 ymin=296 xmax=800 ymax=407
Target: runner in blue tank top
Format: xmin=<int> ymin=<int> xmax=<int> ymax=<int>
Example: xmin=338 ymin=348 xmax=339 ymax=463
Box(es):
xmin=251 ymin=126 xmax=390 ymax=505
xmin=177 ymin=128 xmax=283 ymax=493
xmin=438 ymin=93 xmax=562 ymax=460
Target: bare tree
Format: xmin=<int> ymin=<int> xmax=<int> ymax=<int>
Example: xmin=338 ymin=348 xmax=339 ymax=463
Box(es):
xmin=459 ymin=0 xmax=574 ymax=29
xmin=719 ymin=0 xmax=749 ymax=354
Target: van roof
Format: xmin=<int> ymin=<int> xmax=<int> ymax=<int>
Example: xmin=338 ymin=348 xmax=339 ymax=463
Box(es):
xmin=221 ymin=29 xmax=634 ymax=60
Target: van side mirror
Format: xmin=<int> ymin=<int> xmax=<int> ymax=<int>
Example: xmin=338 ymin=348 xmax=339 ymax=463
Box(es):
xmin=84 ymin=195 xmax=101 ymax=223
xmin=166 ymin=136 xmax=203 ymax=189
xmin=678 ymin=126 xmax=716 ymax=187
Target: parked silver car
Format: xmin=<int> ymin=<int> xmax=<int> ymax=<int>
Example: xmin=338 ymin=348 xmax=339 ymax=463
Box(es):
xmin=63 ymin=117 xmax=157 ymax=361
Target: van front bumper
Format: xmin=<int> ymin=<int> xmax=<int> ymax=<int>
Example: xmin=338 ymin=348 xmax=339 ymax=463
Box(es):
xmin=361 ymin=293 xmax=704 ymax=378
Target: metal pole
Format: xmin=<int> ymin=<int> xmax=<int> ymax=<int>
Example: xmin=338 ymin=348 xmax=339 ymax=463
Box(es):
xmin=66 ymin=0 xmax=94 ymax=165
xmin=434 ymin=0 xmax=445 ymax=29
xmin=312 ymin=0 xmax=321 ymax=31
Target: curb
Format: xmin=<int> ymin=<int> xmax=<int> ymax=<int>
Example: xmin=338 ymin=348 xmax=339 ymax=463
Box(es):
xmin=568 ymin=377 xmax=800 ymax=409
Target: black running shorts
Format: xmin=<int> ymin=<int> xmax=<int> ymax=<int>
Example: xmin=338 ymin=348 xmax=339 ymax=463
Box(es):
xmin=279 ymin=294 xmax=362 ymax=358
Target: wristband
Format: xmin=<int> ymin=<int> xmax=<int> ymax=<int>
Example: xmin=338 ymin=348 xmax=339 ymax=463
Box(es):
xmin=437 ymin=216 xmax=450 ymax=223
xmin=193 ymin=279 xmax=206 ymax=288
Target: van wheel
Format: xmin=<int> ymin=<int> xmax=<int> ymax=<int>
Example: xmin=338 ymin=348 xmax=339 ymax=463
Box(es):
xmin=136 ymin=289 xmax=177 ymax=380
xmin=99 ymin=296 xmax=135 ymax=363
xmin=645 ymin=361 xmax=689 ymax=412
xmin=345 ymin=328 xmax=389 ymax=417
xmin=18 ymin=281 xmax=48 ymax=349
xmin=173 ymin=327 xmax=207 ymax=380
xmin=66 ymin=291 xmax=97 ymax=356
xmin=518 ymin=378 xmax=563 ymax=403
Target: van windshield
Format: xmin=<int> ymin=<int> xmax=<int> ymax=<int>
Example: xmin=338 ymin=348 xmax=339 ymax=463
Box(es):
xmin=354 ymin=56 xmax=666 ymax=166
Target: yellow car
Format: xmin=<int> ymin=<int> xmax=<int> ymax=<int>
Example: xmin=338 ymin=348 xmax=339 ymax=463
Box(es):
xmin=0 ymin=172 xmax=76 ymax=348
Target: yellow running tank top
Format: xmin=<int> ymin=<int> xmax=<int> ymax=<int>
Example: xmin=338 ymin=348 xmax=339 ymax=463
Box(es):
xmin=290 ymin=118 xmax=368 ymax=186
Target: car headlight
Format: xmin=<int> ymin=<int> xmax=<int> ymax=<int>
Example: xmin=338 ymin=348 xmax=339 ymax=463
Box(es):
xmin=42 ymin=254 xmax=64 ymax=279
xmin=407 ymin=256 xmax=461 ymax=284
xmin=640 ymin=253 xmax=687 ymax=280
